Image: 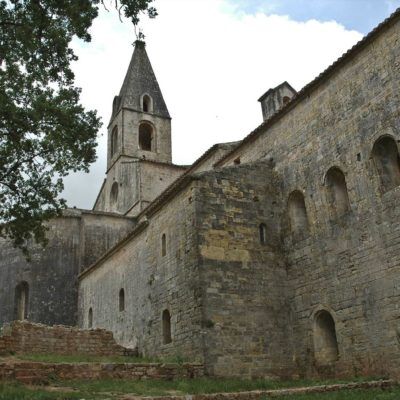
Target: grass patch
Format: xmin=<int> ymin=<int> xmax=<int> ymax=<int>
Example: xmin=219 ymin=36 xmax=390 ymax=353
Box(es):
xmin=53 ymin=376 xmax=383 ymax=396
xmin=0 ymin=378 xmax=397 ymax=399
xmin=0 ymin=382 xmax=90 ymax=400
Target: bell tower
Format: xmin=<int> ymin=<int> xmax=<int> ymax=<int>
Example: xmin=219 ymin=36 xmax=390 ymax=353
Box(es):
xmin=107 ymin=40 xmax=172 ymax=168
xmin=94 ymin=41 xmax=186 ymax=216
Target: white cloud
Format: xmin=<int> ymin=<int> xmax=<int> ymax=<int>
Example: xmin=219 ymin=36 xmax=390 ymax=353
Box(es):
xmin=62 ymin=0 xmax=362 ymax=209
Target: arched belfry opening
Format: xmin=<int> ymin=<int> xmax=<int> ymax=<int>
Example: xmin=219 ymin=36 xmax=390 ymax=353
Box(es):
xmin=288 ymin=191 xmax=309 ymax=234
xmin=139 ymin=122 xmax=154 ymax=151
xmin=15 ymin=281 xmax=29 ymax=321
xmin=313 ymin=310 xmax=339 ymax=364
xmin=162 ymin=309 xmax=172 ymax=344
xmin=372 ymin=136 xmax=400 ymax=192
xmin=325 ymin=167 xmax=350 ymax=216
xmin=142 ymin=94 xmax=153 ymax=113
xmin=111 ymin=126 xmax=118 ymax=157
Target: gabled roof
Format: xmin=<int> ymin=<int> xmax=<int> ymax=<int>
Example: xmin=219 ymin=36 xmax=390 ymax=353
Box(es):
xmin=215 ymin=7 xmax=400 ymax=167
xmin=110 ymin=40 xmax=170 ymax=123
xmin=258 ymin=81 xmax=297 ymax=102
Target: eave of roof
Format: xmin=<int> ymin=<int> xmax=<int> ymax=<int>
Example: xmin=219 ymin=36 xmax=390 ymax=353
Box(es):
xmin=215 ymin=7 xmax=400 ymax=167
xmin=126 ymin=141 xmax=241 ymax=219
xmin=106 ymin=154 xmax=187 ymax=175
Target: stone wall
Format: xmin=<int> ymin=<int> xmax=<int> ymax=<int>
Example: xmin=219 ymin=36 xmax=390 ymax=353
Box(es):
xmin=195 ymin=162 xmax=293 ymax=378
xmin=79 ymin=12 xmax=400 ymax=379
xmin=94 ymin=157 xmax=186 ymax=216
xmin=216 ymin=13 xmax=400 ymax=378
xmin=0 ymin=321 xmax=127 ymax=356
xmin=0 ymin=361 xmax=204 ymax=384
xmin=79 ymin=180 xmax=204 ymax=359
xmin=0 ymin=209 xmax=134 ymax=326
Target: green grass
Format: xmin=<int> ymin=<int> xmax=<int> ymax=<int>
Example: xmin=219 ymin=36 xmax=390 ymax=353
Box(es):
xmin=0 ymin=379 xmax=398 ymax=399
xmin=0 ymin=382 xmax=90 ymax=400
xmin=52 ymin=376 xmax=383 ymax=396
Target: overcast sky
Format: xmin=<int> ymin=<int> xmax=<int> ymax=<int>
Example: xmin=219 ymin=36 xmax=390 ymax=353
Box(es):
xmin=62 ymin=0 xmax=400 ymax=209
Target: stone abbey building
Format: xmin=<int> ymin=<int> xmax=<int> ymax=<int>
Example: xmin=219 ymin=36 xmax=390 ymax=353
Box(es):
xmin=1 ymin=9 xmax=400 ymax=379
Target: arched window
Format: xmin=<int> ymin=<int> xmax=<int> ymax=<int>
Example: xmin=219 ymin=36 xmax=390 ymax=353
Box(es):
xmin=162 ymin=309 xmax=172 ymax=344
xmin=288 ymin=191 xmax=309 ymax=234
xmin=110 ymin=182 xmax=118 ymax=205
xmin=15 ymin=281 xmax=29 ymax=320
xmin=88 ymin=307 xmax=93 ymax=329
xmin=314 ymin=310 xmax=339 ymax=365
xmin=111 ymin=126 xmax=118 ymax=156
xmin=282 ymin=96 xmax=291 ymax=106
xmin=139 ymin=123 xmax=153 ymax=151
xmin=325 ymin=167 xmax=350 ymax=216
xmin=259 ymin=223 xmax=267 ymax=244
xmin=372 ymin=136 xmax=400 ymax=192
xmin=142 ymin=94 xmax=152 ymax=113
xmin=119 ymin=288 xmax=125 ymax=312
xmin=161 ymin=233 xmax=166 ymax=257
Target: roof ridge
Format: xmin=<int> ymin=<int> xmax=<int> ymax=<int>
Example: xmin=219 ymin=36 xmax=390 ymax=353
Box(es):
xmin=215 ymin=7 xmax=400 ymax=167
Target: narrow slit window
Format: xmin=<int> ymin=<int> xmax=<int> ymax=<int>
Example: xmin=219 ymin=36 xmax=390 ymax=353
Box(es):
xmin=162 ymin=309 xmax=172 ymax=344
xmin=259 ymin=223 xmax=267 ymax=244
xmin=88 ymin=308 xmax=93 ymax=329
xmin=161 ymin=233 xmax=166 ymax=257
xmin=110 ymin=182 xmax=119 ymax=205
xmin=15 ymin=281 xmax=29 ymax=321
xmin=119 ymin=288 xmax=125 ymax=312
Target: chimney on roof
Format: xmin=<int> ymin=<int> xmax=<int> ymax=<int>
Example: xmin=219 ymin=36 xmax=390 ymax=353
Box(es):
xmin=258 ymin=81 xmax=297 ymax=122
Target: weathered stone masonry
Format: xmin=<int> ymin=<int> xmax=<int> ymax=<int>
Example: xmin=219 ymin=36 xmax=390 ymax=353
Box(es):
xmin=0 ymin=210 xmax=134 ymax=326
xmin=2 ymin=10 xmax=400 ymax=381
xmin=216 ymin=11 xmax=400 ymax=378
xmin=79 ymin=179 xmax=204 ymax=357
xmin=194 ymin=163 xmax=292 ymax=378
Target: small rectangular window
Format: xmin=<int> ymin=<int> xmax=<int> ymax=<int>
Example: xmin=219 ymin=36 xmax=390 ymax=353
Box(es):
xmin=161 ymin=233 xmax=166 ymax=257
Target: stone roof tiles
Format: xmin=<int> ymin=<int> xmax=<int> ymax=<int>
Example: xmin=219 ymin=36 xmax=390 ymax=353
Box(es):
xmin=110 ymin=40 xmax=170 ymax=123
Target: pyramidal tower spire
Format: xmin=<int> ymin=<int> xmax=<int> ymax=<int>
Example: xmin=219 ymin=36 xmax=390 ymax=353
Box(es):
xmin=94 ymin=40 xmax=185 ymax=216
xmin=106 ymin=40 xmax=172 ymax=170
xmin=110 ymin=40 xmax=170 ymax=123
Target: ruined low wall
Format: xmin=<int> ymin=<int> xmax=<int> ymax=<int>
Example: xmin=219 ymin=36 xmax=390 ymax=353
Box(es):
xmin=0 ymin=321 xmax=129 ymax=357
xmin=0 ymin=361 xmax=204 ymax=384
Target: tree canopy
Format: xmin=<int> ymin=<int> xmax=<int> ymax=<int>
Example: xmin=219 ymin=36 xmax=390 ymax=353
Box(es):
xmin=0 ymin=0 xmax=156 ymax=257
